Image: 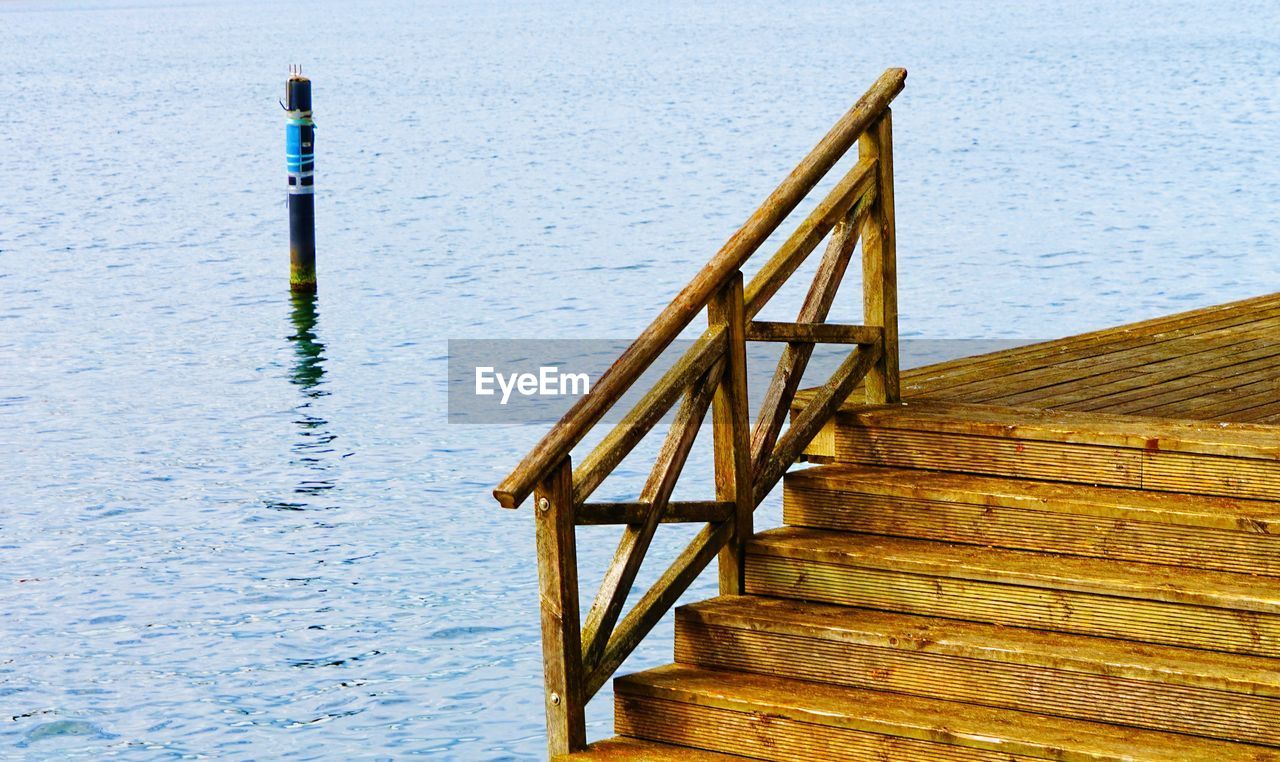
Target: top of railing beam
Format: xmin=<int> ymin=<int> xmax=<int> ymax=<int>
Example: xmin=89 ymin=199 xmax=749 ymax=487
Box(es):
xmin=494 ymin=67 xmax=907 ymax=510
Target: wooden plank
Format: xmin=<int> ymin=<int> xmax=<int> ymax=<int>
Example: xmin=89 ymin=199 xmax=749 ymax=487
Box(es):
xmin=575 ymin=500 xmax=733 ymax=526
xmin=901 ymin=294 xmax=1280 ymax=397
xmin=709 ymin=275 xmax=753 ymax=595
xmin=581 ymin=360 xmax=722 ymax=671
xmin=495 ymin=67 xmax=907 ymax=509
xmin=904 ymin=293 xmax=1280 ymax=387
xmin=786 ymin=463 xmax=1280 ymax=534
xmin=995 ymin=331 xmax=1280 ymax=410
xmin=860 ymin=109 xmax=900 ymax=404
xmin=584 ymin=521 xmax=732 ymax=699
xmin=1143 ymin=375 xmax=1280 ymax=419
xmin=615 ymin=665 xmax=1280 ymax=762
xmin=754 ymin=343 xmax=881 ymax=507
xmin=746 ymin=552 xmax=1280 ymax=658
xmin=534 ymin=457 xmax=586 ymax=756
xmin=1144 ymin=448 xmax=1280 ymax=502
xmin=980 ymin=323 xmax=1280 ymax=407
xmin=833 ymin=422 xmax=1144 ymax=489
xmin=747 ymin=528 xmax=1280 ymax=656
xmin=559 ymin=737 xmax=742 ymax=761
xmin=1225 ymin=397 xmax=1280 ymax=423
xmin=745 ymin=321 xmax=880 ymax=345
xmin=571 ymin=328 xmax=726 ymax=506
xmin=1078 ymin=350 xmax=1280 ymax=413
xmin=751 ymin=528 xmax=1280 ymax=614
xmin=742 ymin=160 xmax=877 ymax=319
xmin=749 ymin=203 xmax=864 ymax=480
xmin=889 ymin=295 xmax=1280 ymax=419
xmin=908 ymin=312 xmax=1280 ymax=408
xmin=782 ymin=464 xmax=1280 ymax=575
xmin=676 ymin=596 xmax=1280 ymax=746
xmin=618 ymin=694 xmax=1041 ymax=762
xmin=953 ymin=318 xmax=1280 ymax=404
xmin=678 ymin=596 xmax=1280 ymax=696
xmin=809 ymin=400 xmax=1280 ymax=504
xmin=819 ymin=400 xmax=1280 ymax=459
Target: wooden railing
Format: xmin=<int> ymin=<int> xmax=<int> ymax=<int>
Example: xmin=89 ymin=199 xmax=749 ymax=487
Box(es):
xmin=494 ymin=68 xmax=906 ymax=757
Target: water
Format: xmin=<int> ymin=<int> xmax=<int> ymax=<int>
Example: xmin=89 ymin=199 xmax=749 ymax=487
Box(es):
xmin=2 ymin=0 xmax=1279 ymax=758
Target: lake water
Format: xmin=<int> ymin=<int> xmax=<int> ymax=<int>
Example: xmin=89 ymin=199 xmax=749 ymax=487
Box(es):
xmin=2 ymin=0 xmax=1279 ymax=758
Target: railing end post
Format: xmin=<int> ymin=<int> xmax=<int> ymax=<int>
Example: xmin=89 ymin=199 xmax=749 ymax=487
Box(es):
xmin=860 ymin=107 xmax=901 ymax=405
xmin=493 ymin=488 xmax=520 ymax=510
xmin=533 ymin=456 xmax=586 ymax=756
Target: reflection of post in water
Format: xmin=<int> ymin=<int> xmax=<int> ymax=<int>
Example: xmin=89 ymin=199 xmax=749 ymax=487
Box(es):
xmin=279 ymin=293 xmax=336 ymax=506
xmin=289 ymin=292 xmax=326 ymax=395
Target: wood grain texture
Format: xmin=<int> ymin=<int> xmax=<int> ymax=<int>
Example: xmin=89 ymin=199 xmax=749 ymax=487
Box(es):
xmin=496 ymin=68 xmax=906 ymax=509
xmin=891 ymin=291 xmax=1280 ymax=423
xmin=749 ymin=202 xmax=865 ymax=480
xmin=745 ymin=320 xmax=880 ymax=344
xmin=496 ymin=67 xmax=1280 ymax=759
xmin=782 ymin=464 xmax=1280 ymax=574
xmin=822 ymin=399 xmax=1280 ymax=458
xmin=580 ymin=360 xmax=722 ymax=671
xmin=859 ymin=109 xmax=900 ymax=404
xmin=746 ymin=528 xmax=1280 ymax=657
xmin=750 ymin=528 xmax=1280 ymax=614
xmin=708 ymin=275 xmax=753 ymax=595
xmin=572 ymin=328 xmax=726 ymax=507
xmin=903 ymin=294 xmax=1280 ymax=393
xmin=584 ymin=521 xmax=732 ymax=700
xmin=807 ymin=400 xmax=1280 ymax=500
xmin=575 ymin=500 xmax=732 ymax=526
xmin=614 ymin=665 xmax=1280 ymax=761
xmin=534 ymin=457 xmax=587 ymax=755
xmin=753 ymin=343 xmax=881 ymax=507
xmin=676 ymin=596 xmax=1280 ymax=745
xmin=557 ymin=737 xmax=742 ymax=761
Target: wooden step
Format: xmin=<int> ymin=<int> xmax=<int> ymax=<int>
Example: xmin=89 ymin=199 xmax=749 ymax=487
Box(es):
xmin=676 ymin=596 xmax=1280 ymax=746
xmin=560 ymin=736 xmax=744 ymax=760
xmin=615 ymin=664 xmax=1280 ymax=761
xmin=799 ymin=399 xmax=1280 ymax=501
xmin=783 ymin=464 xmax=1280 ymax=575
xmin=746 ymin=528 xmax=1280 ymax=657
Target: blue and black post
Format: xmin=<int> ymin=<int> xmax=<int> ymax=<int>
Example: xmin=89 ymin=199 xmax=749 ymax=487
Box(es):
xmin=285 ymin=66 xmax=317 ymax=293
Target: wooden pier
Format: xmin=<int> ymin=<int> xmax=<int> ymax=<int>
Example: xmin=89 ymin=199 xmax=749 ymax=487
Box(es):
xmin=494 ymin=69 xmax=1280 ymax=760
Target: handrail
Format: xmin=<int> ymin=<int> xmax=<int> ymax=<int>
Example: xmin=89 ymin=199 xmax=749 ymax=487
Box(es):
xmin=494 ymin=67 xmax=907 ymax=510
xmin=570 ymin=157 xmax=877 ymax=509
xmin=503 ymin=69 xmax=906 ymax=758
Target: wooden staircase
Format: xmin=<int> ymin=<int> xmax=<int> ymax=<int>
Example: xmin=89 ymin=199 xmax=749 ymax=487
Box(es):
xmin=572 ymin=402 xmax=1280 ymax=760
xmin=493 ymin=69 xmax=1280 ymax=759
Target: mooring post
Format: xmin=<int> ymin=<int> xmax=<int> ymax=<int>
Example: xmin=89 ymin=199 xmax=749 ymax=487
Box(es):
xmin=285 ymin=66 xmax=317 ymax=293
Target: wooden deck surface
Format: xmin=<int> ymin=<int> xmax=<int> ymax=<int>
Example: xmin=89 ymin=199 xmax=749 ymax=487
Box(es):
xmin=901 ymin=292 xmax=1280 ymax=423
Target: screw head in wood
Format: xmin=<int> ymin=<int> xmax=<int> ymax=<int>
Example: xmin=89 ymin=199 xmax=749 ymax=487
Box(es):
xmin=537 ymin=497 xmax=550 ymax=512
xmin=549 ymin=692 xmax=561 ymax=705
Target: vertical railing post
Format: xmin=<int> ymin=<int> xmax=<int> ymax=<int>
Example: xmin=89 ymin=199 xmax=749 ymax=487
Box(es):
xmin=709 ymin=273 xmax=753 ymax=594
xmin=533 ymin=456 xmax=586 ymax=756
xmin=860 ymin=108 xmax=901 ymax=404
